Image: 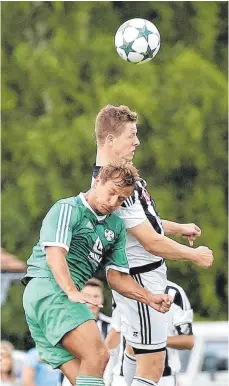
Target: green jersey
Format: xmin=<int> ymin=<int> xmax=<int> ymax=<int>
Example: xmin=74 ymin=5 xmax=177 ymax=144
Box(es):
xmin=22 ymin=193 xmax=129 ymax=289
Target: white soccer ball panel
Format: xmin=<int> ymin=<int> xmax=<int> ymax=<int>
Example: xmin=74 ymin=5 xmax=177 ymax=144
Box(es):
xmin=115 ymin=31 xmax=124 ymax=48
xmin=145 ymin=20 xmax=160 ymax=36
xmin=128 ymin=18 xmax=146 ymax=28
xmin=116 ymin=48 xmax=128 ymax=61
xmin=132 ymin=37 xmax=148 ymax=54
xmin=128 ymin=52 xmax=144 ymax=63
xmin=123 ymin=27 xmax=139 ymax=43
xmin=152 ymin=43 xmax=160 ymax=58
xmin=148 ymin=34 xmax=160 ymax=50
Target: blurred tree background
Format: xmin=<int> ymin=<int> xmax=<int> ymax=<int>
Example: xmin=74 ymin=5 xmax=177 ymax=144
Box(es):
xmin=2 ymin=1 xmax=228 ymax=348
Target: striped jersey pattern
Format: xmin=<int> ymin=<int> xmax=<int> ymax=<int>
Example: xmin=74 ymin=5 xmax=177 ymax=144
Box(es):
xmin=56 ymin=204 xmax=72 ymax=245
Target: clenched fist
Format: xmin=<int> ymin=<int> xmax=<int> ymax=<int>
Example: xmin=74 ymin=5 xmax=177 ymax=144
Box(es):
xmin=147 ymin=294 xmax=173 ymax=313
xmin=192 ymin=246 xmax=214 ymax=268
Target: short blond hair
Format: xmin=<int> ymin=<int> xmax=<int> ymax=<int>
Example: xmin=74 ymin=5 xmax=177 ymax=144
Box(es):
xmin=95 ymin=105 xmax=138 ymax=145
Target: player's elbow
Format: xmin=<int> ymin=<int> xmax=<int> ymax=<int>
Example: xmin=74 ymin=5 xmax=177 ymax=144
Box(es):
xmin=143 ymin=239 xmax=163 ymax=256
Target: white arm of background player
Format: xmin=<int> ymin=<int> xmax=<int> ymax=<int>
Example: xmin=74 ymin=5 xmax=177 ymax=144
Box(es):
xmin=129 ymin=219 xmax=213 ymax=268
xmin=161 ymin=220 xmax=201 ymax=246
xmin=104 ymin=309 xmax=122 ymax=386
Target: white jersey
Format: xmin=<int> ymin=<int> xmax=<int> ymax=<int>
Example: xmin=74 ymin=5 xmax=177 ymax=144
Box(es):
xmin=165 ymin=280 xmax=193 ymax=375
xmin=92 ymin=166 xmax=164 ymax=268
xmin=109 ymin=281 xmax=193 ymax=378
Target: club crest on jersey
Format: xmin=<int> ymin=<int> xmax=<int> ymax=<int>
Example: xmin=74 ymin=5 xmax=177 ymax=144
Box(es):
xmin=104 ymin=229 xmax=114 ymax=241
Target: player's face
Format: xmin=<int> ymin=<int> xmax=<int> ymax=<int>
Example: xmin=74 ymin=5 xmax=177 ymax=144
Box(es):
xmin=111 ymin=122 xmax=140 ymax=161
xmin=81 ymin=286 xmax=104 ymax=317
xmin=94 ymin=179 xmax=134 ymax=215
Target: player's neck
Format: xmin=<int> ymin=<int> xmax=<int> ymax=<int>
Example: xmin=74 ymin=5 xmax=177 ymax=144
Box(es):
xmin=96 ymin=149 xmax=116 ymax=166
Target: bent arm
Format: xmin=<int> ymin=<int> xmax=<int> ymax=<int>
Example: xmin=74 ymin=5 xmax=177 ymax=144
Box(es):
xmin=46 ymin=246 xmax=76 ymax=295
xmin=162 ymin=220 xmax=185 ymax=236
xmin=21 ymin=366 xmax=36 ymax=386
xmin=107 ymin=269 xmax=151 ymax=305
xmin=129 ymin=220 xmax=197 ymax=262
xmin=167 ymin=334 xmax=194 ymax=350
xmin=105 ymin=328 xmax=121 ymax=350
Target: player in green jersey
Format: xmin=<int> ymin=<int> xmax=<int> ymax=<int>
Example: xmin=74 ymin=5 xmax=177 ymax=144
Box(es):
xmin=22 ymin=163 xmax=172 ymax=386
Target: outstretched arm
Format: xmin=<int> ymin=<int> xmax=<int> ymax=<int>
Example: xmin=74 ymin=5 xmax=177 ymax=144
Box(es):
xmin=129 ymin=219 xmax=213 ymax=268
xmin=107 ymin=269 xmax=172 ymax=313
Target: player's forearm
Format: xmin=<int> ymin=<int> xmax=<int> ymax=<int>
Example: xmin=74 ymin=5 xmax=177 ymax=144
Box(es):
xmin=107 ymin=270 xmax=151 ymax=305
xmin=46 ymin=247 xmax=76 ymax=295
xmin=167 ymin=335 xmax=194 ymax=350
xmin=161 ymin=220 xmax=183 ymax=236
xmin=145 ymin=233 xmax=197 ymax=261
xmin=105 ymin=328 xmax=121 ymax=350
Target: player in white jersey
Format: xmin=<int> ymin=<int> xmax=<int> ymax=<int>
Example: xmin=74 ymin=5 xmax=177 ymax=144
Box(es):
xmin=94 ymin=104 xmax=213 ymax=386
xmin=105 ymin=280 xmax=194 ymax=386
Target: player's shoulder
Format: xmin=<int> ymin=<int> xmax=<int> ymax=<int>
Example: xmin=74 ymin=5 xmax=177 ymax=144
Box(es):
xmin=167 ymin=280 xmax=191 ymax=310
xmin=57 ymin=196 xmax=78 ymax=207
xmin=108 ymin=212 xmax=125 ymax=228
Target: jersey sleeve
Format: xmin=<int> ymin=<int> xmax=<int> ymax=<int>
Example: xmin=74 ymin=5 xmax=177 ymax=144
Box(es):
xmin=104 ymin=222 xmax=129 ymax=274
xmin=115 ymin=193 xmax=146 ymax=229
xmin=172 ymin=289 xmax=194 ymax=336
xmin=40 ymin=202 xmax=78 ymax=252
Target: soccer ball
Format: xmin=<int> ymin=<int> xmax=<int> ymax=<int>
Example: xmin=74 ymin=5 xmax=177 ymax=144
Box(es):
xmin=115 ymin=18 xmax=160 ymax=64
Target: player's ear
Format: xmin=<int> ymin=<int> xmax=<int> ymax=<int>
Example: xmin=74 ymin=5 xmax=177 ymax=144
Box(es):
xmin=106 ymin=134 xmax=115 ymax=147
xmin=94 ymin=175 xmax=104 ymax=188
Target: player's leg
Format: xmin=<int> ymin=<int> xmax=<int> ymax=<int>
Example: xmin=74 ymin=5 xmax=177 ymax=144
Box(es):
xmin=123 ymin=345 xmax=136 ymax=386
xmin=60 ymin=358 xmax=81 ymax=385
xmin=23 ymin=277 xmax=108 ymax=385
xmin=133 ymin=350 xmax=166 ymax=385
xmin=61 ymin=319 xmax=109 ymax=378
xmin=113 ymin=269 xmax=168 ymax=386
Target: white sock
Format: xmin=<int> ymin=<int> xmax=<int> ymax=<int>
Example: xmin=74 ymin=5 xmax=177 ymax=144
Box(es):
xmin=131 ymin=376 xmax=158 ymax=386
xmin=123 ymin=350 xmax=136 ymax=386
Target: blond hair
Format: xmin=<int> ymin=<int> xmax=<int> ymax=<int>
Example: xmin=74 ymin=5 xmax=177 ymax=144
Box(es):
xmin=95 ymin=105 xmax=138 ymax=145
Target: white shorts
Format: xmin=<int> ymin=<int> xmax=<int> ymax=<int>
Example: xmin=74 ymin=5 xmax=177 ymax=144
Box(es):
xmin=112 ymin=263 xmax=168 ymax=351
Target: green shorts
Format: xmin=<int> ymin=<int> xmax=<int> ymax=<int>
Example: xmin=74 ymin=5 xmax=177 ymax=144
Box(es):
xmin=23 ymin=277 xmax=95 ymax=369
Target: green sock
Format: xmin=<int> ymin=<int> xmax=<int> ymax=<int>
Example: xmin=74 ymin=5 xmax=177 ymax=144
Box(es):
xmin=76 ymin=375 xmax=104 ymax=386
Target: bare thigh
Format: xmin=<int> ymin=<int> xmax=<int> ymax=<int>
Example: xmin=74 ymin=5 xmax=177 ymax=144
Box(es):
xmin=60 ymin=358 xmax=80 ymax=385
xmin=136 ymin=351 xmax=166 ymax=382
xmin=61 ymin=320 xmax=109 ymax=377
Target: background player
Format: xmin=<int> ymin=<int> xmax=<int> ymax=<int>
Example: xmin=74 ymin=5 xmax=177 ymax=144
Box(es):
xmin=93 ymin=105 xmax=213 ymax=386
xmin=22 ymin=163 xmax=172 ymax=386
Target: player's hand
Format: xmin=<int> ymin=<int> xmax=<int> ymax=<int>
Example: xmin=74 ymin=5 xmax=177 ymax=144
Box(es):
xmin=181 ymin=223 xmax=201 ymax=246
xmin=192 ymin=246 xmax=214 ymax=268
xmin=148 ymin=294 xmax=173 ymax=313
xmin=67 ymin=290 xmax=103 ymax=307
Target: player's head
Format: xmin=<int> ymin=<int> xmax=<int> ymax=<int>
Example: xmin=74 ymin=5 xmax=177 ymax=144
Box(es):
xmin=81 ymin=279 xmax=104 ymax=318
xmin=95 ymin=105 xmax=140 ymax=161
xmin=0 ymin=341 xmax=15 ymax=377
xmin=93 ymin=162 xmax=139 ymax=215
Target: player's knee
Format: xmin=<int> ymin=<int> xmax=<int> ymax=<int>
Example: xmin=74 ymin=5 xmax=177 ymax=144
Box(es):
xmin=86 ymin=346 xmax=109 ymax=371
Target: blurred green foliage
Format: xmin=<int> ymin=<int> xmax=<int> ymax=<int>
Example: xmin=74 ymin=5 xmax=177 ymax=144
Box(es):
xmin=2 ymin=1 xmax=228 ymax=347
